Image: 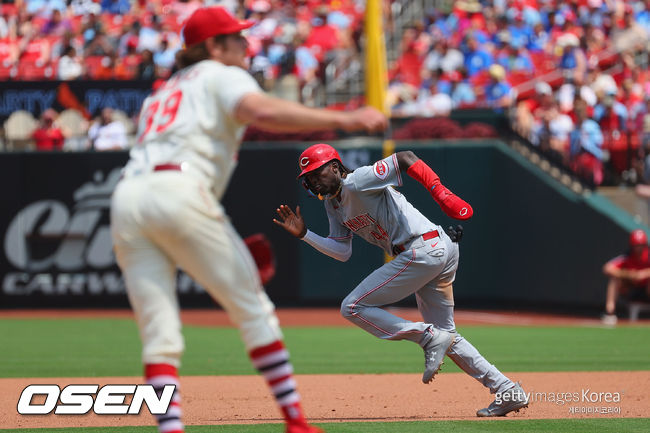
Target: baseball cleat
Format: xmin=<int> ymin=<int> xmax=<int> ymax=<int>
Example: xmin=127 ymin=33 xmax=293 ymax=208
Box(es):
xmin=422 ymin=329 xmax=456 ymax=384
xmin=286 ymin=423 xmax=323 ymax=433
xmin=601 ymin=314 xmax=617 ymax=327
xmin=476 ymin=382 xmax=529 ymax=417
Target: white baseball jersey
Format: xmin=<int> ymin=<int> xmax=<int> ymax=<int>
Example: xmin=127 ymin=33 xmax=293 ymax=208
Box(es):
xmin=324 ymin=154 xmax=437 ymax=256
xmin=123 ymin=59 xmax=262 ymax=200
xmin=111 ymin=59 xmax=282 ymax=366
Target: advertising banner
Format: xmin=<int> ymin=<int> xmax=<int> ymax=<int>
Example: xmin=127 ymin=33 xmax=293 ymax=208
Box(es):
xmin=0 ymin=80 xmax=154 ymax=121
xmin=0 ymin=150 xmax=300 ymax=308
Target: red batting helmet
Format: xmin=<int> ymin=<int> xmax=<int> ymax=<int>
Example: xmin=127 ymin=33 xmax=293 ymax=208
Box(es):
xmin=629 ymin=229 xmax=648 ymax=246
xmin=297 ymin=143 xmax=342 ymax=178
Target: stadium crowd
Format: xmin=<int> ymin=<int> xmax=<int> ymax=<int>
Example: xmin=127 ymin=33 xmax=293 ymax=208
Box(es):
xmin=387 ymin=0 xmax=650 ymax=185
xmin=3 ymin=0 xmax=650 ymax=185
xmin=0 ymin=0 xmax=363 ymax=85
xmin=1 ymin=0 xmax=365 ymax=149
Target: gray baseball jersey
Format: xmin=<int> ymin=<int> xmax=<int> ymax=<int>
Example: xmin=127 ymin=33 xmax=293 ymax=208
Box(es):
xmin=324 ymin=154 xmax=438 ymax=256
xmin=322 ymin=154 xmax=515 ymax=396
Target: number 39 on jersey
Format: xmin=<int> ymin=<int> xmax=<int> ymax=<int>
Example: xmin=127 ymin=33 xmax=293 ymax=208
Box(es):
xmin=138 ymin=89 xmax=183 ymax=143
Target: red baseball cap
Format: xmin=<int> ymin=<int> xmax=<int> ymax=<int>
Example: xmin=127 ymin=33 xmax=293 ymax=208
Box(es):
xmin=182 ymin=7 xmax=255 ymax=47
xmin=629 ymin=229 xmax=648 ymax=246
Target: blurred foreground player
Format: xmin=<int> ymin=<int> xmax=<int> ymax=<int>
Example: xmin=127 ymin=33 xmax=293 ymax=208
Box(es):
xmin=602 ymin=229 xmax=650 ymax=326
xmin=110 ymin=7 xmax=386 ymax=433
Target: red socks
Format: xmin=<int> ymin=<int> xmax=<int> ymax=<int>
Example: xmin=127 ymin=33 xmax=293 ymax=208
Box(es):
xmin=406 ymin=160 xmax=473 ymax=220
xmin=145 ymin=363 xmax=183 ymax=433
xmin=146 ymin=348 xmax=319 ymax=433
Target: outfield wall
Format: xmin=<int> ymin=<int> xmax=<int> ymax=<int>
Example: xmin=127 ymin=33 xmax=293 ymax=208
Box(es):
xmin=0 ymin=140 xmax=644 ymax=311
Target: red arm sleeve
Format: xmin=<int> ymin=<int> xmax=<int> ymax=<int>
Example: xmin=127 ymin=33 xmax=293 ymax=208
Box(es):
xmin=406 ymin=159 xmax=473 ymax=220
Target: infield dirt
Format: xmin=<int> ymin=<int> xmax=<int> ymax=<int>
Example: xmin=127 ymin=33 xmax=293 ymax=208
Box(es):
xmin=1 ymin=371 xmax=649 ymax=429
xmin=2 ymin=309 xmax=648 ymax=429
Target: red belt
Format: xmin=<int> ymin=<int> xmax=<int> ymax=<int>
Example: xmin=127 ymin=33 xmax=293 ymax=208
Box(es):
xmin=153 ymin=163 xmax=183 ymax=172
xmin=392 ymin=230 xmax=439 ymax=255
xmin=119 ymin=163 xmax=183 ymax=181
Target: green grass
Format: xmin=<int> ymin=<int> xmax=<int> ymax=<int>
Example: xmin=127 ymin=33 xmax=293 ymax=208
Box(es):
xmin=2 ymin=419 xmax=650 ymax=433
xmin=0 ymin=319 xmax=649 ymax=377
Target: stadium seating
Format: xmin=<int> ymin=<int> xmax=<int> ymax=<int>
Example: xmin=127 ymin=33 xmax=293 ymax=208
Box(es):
xmin=3 ymin=110 xmax=37 ymax=150
xmin=0 ymin=0 xmax=648 ymax=186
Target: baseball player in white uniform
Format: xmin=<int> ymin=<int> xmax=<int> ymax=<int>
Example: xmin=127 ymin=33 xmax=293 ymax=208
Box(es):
xmin=110 ymin=8 xmax=386 ymax=433
xmin=274 ymin=144 xmax=529 ymax=417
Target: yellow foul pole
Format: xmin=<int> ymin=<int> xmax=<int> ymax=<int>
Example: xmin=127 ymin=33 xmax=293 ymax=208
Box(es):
xmin=364 ymin=0 xmax=393 ymax=157
xmin=365 ymin=0 xmax=394 ymax=262
xmin=364 ymin=0 xmax=388 ymax=117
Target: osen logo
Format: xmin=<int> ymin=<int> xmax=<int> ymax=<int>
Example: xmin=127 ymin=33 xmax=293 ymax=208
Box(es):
xmin=17 ymin=384 xmax=176 ymax=415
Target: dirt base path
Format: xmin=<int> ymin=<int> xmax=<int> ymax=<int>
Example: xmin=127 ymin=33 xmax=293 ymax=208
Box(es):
xmin=2 ymin=308 xmax=649 ymax=327
xmin=2 ymin=371 xmax=648 ymax=429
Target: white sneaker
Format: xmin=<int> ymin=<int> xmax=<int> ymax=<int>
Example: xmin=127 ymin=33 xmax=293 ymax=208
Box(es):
xmin=601 ymin=314 xmax=617 ymax=326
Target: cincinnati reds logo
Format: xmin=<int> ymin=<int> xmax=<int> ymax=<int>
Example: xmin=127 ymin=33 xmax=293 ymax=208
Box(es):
xmin=373 ymin=160 xmax=389 ymax=180
xmin=300 ymin=157 xmax=310 ymax=168
xmin=460 ymin=208 xmax=468 ymax=216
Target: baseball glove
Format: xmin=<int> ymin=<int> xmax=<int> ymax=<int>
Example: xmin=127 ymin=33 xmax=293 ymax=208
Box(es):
xmin=446 ymin=225 xmax=464 ymax=243
xmin=244 ymin=233 xmax=276 ymax=286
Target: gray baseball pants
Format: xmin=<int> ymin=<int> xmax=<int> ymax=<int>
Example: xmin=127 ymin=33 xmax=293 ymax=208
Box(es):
xmin=340 ymin=228 xmax=513 ymax=394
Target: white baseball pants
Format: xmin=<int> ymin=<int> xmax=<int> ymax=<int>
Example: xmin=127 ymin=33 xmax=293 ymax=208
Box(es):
xmin=111 ymin=171 xmax=282 ymax=367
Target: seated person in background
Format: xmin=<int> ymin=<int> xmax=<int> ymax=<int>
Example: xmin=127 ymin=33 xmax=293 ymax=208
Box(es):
xmin=514 ymin=81 xmax=553 ymax=138
xmin=57 ymin=46 xmax=83 ymax=80
xmin=32 ymin=109 xmax=64 ymax=151
xmin=602 ymin=229 xmax=650 ymax=325
xmin=569 ymin=99 xmax=604 ymax=185
xmin=496 ymin=41 xmax=533 ymax=74
xmin=449 ymin=68 xmax=476 ymax=108
xmin=530 ymin=99 xmax=573 ymax=164
xmin=88 ymin=107 xmax=128 ymax=151
xmin=483 ymin=64 xmax=513 ymax=110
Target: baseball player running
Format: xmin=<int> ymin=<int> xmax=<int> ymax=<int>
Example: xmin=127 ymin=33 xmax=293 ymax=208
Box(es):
xmin=274 ymin=144 xmax=529 ymax=417
xmin=110 ymin=8 xmax=386 ymax=433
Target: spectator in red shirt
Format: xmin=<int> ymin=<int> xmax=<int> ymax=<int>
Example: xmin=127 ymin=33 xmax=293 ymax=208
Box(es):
xmin=93 ymin=54 xmax=116 ymax=79
xmin=304 ymin=6 xmax=339 ymax=62
xmin=602 ymin=229 xmax=650 ymax=325
xmin=32 ymin=109 xmax=64 ymax=151
xmin=115 ymin=40 xmax=141 ymax=79
xmin=389 ymin=28 xmax=423 ymax=89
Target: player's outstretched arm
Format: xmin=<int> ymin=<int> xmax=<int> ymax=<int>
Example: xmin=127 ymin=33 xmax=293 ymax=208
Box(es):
xmin=235 ymin=93 xmax=387 ymax=134
xmin=395 ymin=150 xmax=474 ymax=221
xmin=603 ymin=259 xmax=636 ymax=280
xmin=395 ymin=150 xmax=419 ymax=171
xmin=273 ymin=205 xmax=352 ymax=262
xmin=273 ymin=205 xmax=307 ymax=238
